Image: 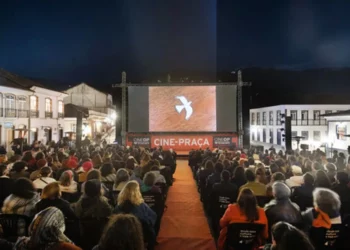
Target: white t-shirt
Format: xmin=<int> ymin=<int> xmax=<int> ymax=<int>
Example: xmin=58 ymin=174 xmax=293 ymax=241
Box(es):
xmin=33 ymin=177 xmax=56 ymax=189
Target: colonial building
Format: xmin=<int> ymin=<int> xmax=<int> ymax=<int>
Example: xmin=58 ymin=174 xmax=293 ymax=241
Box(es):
xmin=63 ymin=83 xmax=116 ymax=144
xmin=0 ymin=69 xmax=66 ymax=149
xmin=250 ymin=104 xmax=350 ymax=151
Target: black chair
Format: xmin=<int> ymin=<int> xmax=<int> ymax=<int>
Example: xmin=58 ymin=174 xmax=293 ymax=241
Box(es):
xmin=61 ymin=192 xmax=81 ymax=203
xmin=0 ymin=214 xmax=31 ymax=242
xmin=309 ymin=224 xmax=345 ymax=250
xmin=210 ymin=195 xmax=234 ymax=238
xmin=255 ymin=196 xmax=271 ymax=208
xmin=155 ymin=182 xmax=168 ymax=198
xmin=142 ymin=191 xmax=165 ymax=235
xmin=225 ymin=223 xmax=265 ymax=250
xmin=102 ymin=181 xmax=114 ymax=192
xmin=79 ymin=218 xmax=109 ymax=250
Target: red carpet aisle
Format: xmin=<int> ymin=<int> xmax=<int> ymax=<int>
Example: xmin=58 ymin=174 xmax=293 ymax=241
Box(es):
xmin=156 ymin=160 xmax=216 ymax=250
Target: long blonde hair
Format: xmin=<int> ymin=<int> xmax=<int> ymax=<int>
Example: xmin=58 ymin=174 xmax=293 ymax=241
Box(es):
xmin=117 ymin=180 xmax=143 ymax=206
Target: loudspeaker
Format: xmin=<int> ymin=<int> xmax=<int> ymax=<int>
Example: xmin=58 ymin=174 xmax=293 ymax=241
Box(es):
xmin=285 ymin=116 xmax=292 ymax=150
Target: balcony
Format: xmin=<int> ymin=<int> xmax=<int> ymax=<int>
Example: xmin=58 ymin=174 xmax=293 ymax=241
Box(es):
xmin=5 ymin=108 xmax=16 ymax=118
xmin=18 ymin=110 xmax=28 ymax=118
xmin=45 ymin=111 xmax=53 ymax=118
xmin=291 ymin=119 xmax=327 ymax=126
xmin=30 ymin=110 xmax=39 ymax=118
xmin=58 ymin=112 xmax=64 ymax=118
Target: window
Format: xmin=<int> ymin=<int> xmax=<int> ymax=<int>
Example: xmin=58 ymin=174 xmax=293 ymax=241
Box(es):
xmin=292 ymin=131 xmax=298 ymax=137
xmin=290 ymin=110 xmax=297 ymax=120
xmin=17 ymin=96 xmax=26 ymax=110
xmin=58 ymin=101 xmax=64 ymax=113
xmin=5 ymin=94 xmax=15 ymax=109
xmin=301 ymin=131 xmax=309 ymax=140
xmin=251 ymin=131 xmax=255 ymax=141
xmin=30 ymin=96 xmax=38 ymax=110
xmin=263 ymin=129 xmax=266 ymax=142
xmin=251 ymin=113 xmax=255 ymax=125
xmin=257 ymin=113 xmax=260 ymax=125
xmin=277 ymin=130 xmax=281 ymax=145
xmin=45 ymin=98 xmax=52 ymax=112
xmin=257 ymin=130 xmax=261 ymax=141
xmin=262 ymin=112 xmax=266 ymax=125
xmin=313 ymin=111 xmax=320 ymax=120
xmin=269 ymin=111 xmax=273 ymax=125
xmin=276 ymin=110 xmax=281 ymax=125
xmin=301 ymin=110 xmax=308 ymax=120
xmin=325 ymin=110 xmax=332 ymax=114
xmin=269 ymin=128 xmax=273 ymax=143
xmin=313 ymin=131 xmax=321 ymax=141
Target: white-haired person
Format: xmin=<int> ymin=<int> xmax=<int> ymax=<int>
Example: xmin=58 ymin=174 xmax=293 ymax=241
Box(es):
xmin=285 ymin=165 xmax=304 ymax=188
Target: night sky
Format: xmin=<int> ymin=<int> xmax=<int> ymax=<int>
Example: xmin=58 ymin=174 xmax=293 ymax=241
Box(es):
xmin=1 ymin=0 xmax=350 ymax=88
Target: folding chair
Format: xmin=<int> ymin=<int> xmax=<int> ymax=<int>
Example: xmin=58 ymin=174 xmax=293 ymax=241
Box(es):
xmin=225 ymin=223 xmax=265 ymax=250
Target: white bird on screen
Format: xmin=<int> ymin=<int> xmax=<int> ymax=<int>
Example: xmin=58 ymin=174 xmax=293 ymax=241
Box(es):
xmin=175 ymin=96 xmax=193 ymax=120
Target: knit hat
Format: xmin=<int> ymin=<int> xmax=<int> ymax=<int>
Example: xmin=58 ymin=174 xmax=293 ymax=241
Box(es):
xmin=82 ymin=161 xmax=93 ymax=172
xmin=37 ymin=159 xmax=47 ymax=169
xmin=67 ymin=160 xmax=77 ymax=169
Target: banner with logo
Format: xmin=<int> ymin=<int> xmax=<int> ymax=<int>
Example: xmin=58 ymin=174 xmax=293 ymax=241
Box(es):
xmin=128 ymin=136 xmax=151 ymax=147
xmin=213 ymin=136 xmax=236 ymax=148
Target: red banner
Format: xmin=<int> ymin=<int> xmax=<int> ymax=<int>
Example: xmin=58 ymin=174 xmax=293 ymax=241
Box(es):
xmin=127 ymin=134 xmax=237 ymax=151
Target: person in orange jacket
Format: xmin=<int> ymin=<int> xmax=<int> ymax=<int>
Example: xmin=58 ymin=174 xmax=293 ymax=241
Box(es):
xmin=218 ymin=188 xmax=269 ymax=250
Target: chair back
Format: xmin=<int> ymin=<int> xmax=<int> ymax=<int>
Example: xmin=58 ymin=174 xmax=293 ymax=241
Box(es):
xmin=309 ymin=224 xmax=343 ymax=250
xmin=225 ymin=223 xmax=265 ymax=250
xmin=79 ymin=217 xmax=109 ymax=250
xmin=61 ymin=192 xmax=81 ymax=203
xmin=155 ymin=182 xmax=168 ymax=197
xmin=0 ymin=214 xmax=31 ymax=241
xmin=102 ymin=181 xmax=114 ymax=192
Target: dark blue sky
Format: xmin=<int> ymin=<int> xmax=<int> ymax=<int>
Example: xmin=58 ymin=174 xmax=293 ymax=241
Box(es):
xmin=1 ymin=0 xmax=350 ymax=87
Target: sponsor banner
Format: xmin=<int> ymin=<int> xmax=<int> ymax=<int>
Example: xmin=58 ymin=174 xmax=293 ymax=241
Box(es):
xmin=213 ymin=136 xmax=236 ymax=148
xmin=128 ymin=136 xmax=151 ymax=147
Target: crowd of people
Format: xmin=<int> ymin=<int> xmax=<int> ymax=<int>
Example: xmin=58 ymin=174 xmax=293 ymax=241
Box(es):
xmin=0 ymin=142 xmax=176 ymax=250
xmin=189 ymin=147 xmax=350 ymax=250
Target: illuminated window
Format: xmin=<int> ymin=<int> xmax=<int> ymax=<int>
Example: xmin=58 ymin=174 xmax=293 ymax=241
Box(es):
xmin=17 ymin=96 xmax=27 ymax=110
xmin=58 ymin=101 xmax=64 ymax=113
xmin=45 ymin=98 xmax=52 ymax=112
xmin=5 ymin=94 xmax=15 ymax=109
xmin=30 ymin=96 xmax=38 ymax=111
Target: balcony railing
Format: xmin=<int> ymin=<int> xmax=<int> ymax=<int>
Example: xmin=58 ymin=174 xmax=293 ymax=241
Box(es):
xmin=5 ymin=108 xmax=16 ymax=118
xmin=269 ymin=120 xmax=273 ymax=125
xmin=30 ymin=110 xmax=39 ymax=118
xmin=18 ymin=110 xmax=28 ymax=118
xmin=58 ymin=112 xmax=64 ymax=118
xmin=291 ymin=119 xmax=327 ymax=126
xmin=45 ymin=111 xmax=53 ymax=118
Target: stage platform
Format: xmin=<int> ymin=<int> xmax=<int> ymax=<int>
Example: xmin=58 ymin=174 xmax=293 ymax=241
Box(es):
xmin=176 ymin=151 xmax=190 ymax=157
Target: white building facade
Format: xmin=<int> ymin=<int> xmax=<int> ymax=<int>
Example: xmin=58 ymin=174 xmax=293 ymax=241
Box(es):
xmin=63 ymin=83 xmax=117 ymax=144
xmin=250 ymin=105 xmax=350 ymax=151
xmin=0 ymin=69 xmax=66 ymax=149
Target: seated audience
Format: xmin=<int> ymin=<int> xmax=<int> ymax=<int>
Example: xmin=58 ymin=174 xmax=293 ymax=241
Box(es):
xmin=82 ymin=169 xmax=108 ymax=196
xmin=263 ymin=222 xmax=314 ymax=250
xmin=114 ymin=168 xmax=130 ymax=191
xmin=206 ymin=162 xmax=224 ymax=190
xmin=2 ymin=178 xmax=40 ymax=217
xmin=14 ymin=207 xmax=82 ymax=250
xmin=56 ymin=160 xmax=78 ymax=183
xmin=33 ymin=167 xmax=56 ymax=189
xmin=314 ymin=170 xmax=332 ymax=189
xmin=29 ymin=159 xmax=47 ymax=181
xmin=239 ymin=169 xmax=267 ymax=196
xmin=0 ymin=164 xmax=14 ymax=207
xmin=264 ymin=182 xmax=302 ymax=232
xmin=285 ymin=165 xmax=304 ymax=188
xmin=93 ymin=214 xmax=144 ymax=250
xmin=256 ymin=167 xmax=268 ymax=185
xmin=114 ymin=180 xmax=157 ymax=248
xmin=35 ymin=182 xmax=77 ymax=219
xmin=266 ymin=172 xmax=285 ymax=197
xmin=332 ymin=171 xmax=350 ymax=216
xmin=231 ymin=166 xmax=246 ymax=190
xmin=325 ymin=163 xmax=337 ymax=184
xmin=211 ymin=170 xmax=238 ymax=204
xmin=81 ymin=161 xmax=93 ymax=173
xmin=291 ymin=173 xmax=315 ymax=211
xmin=9 ymin=161 xmax=30 ymax=180
xmin=149 ymin=166 xmax=166 ymax=184
xmin=100 ymin=163 xmax=116 ymax=182
xmin=130 ymin=166 xmax=143 ymax=186
xmin=59 ymin=170 xmax=78 ymax=193
xmin=141 ymin=172 xmax=161 ymax=193
xmin=218 ymin=188 xmax=268 ymax=250
xmin=73 ymin=180 xmax=112 ymax=219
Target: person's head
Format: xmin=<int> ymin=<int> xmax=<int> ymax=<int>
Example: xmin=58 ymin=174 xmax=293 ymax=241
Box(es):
xmin=237 ymin=188 xmax=259 ymax=222
xmin=233 ymin=166 xmax=246 ymax=181
xmin=143 ymin=172 xmax=156 ymax=187
xmin=270 ymin=163 xmax=279 ymax=174
xmin=12 ymin=161 xmax=27 ymax=173
xmin=98 ymin=214 xmax=144 ymax=250
xmin=314 ymin=170 xmax=331 ymax=188
xmin=0 ymin=164 xmax=7 ymax=176
xmin=271 ymin=172 xmax=286 ymax=183
xmin=303 ymin=160 xmax=313 ymax=173
xmin=302 ymin=173 xmax=314 ymax=186
xmin=223 ymin=159 xmax=231 ymax=169
xmin=117 ymin=180 xmax=143 ymax=206
xmin=41 ymin=182 xmax=61 ymax=199
xmin=291 ymin=165 xmax=303 ymax=176
xmin=35 ymin=152 xmax=45 ymax=161
xmin=26 ymin=207 xmax=70 ymax=248
xmin=313 ymin=188 xmax=341 ymax=218
xmin=255 ymin=167 xmax=266 ymax=183
xmin=59 ymin=170 xmax=73 ymax=187
xmin=221 ymin=170 xmax=231 ymax=183
xmin=248 ymin=157 xmax=255 ymax=166
xmin=326 ymin=163 xmax=337 ymax=173
xmin=115 ymin=168 xmax=130 ymax=186
xmin=336 ymin=171 xmax=349 ymax=185
xmin=92 ymin=153 xmax=103 ymax=167
xmin=312 ymin=162 xmax=323 ymax=171
xmin=13 ymin=178 xmax=36 ymax=199
xmin=82 ymin=161 xmax=93 ymax=172
xmin=272 ymin=182 xmax=291 ymax=200
xmin=205 ymin=160 xmax=214 ymax=170
xmin=86 ymin=169 xmax=102 ymax=181
xmin=100 ymin=163 xmax=115 ymax=177
xmin=66 ymin=160 xmax=77 ymax=169
xmin=21 ymin=151 xmax=34 ymax=162
xmin=85 ymin=179 xmax=102 ymax=198
xmin=40 ymin=167 xmax=52 ymax=177
xmin=36 ymin=159 xmax=47 ymax=170
xmin=271 ymin=222 xmax=314 ymax=250
xmin=214 ymin=162 xmax=224 ymax=173
xmin=126 ymin=158 xmax=136 ymax=170
xmin=245 ymin=169 xmax=256 ymax=182
xmin=133 ymin=166 xmax=142 ymax=178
